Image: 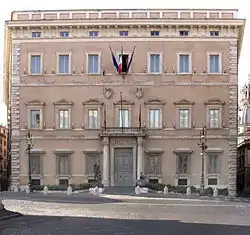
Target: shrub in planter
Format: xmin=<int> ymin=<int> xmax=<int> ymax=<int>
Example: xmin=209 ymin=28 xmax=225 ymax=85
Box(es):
xmin=190 ymin=186 xmax=197 ymax=193
xmin=148 ymin=182 xmax=166 ymax=191
xmin=31 ymin=185 xmax=44 ymax=191
xmin=218 ymin=188 xmax=228 ymax=196
xmin=205 ymin=187 xmax=213 ymax=196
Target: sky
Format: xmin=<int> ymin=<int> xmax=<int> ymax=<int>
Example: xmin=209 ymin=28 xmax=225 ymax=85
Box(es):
xmin=0 ymin=0 xmax=249 ymax=125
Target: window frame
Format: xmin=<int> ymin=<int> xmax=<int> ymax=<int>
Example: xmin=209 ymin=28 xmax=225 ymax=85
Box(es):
xmin=119 ymin=30 xmax=129 ymax=36
xmin=177 ymin=52 xmax=192 ymax=74
xmin=150 ymin=31 xmax=160 ymax=36
xmin=206 ymin=153 xmax=220 ymax=174
xmin=207 ymin=52 xmax=222 ymax=74
xmin=147 ymin=52 xmax=163 ymax=74
xmin=28 ymin=53 xmax=43 ymax=75
xmin=148 ymin=108 xmax=162 ymax=129
xmin=114 ymin=100 xmax=134 ymax=128
xmin=54 ymin=100 xmax=73 ymax=130
xmin=60 ymin=31 xmax=70 ymax=37
xmin=30 ymin=154 xmax=42 ymax=176
xmin=178 ymin=108 xmax=191 ymax=129
xmin=86 ymin=52 xmax=101 ymax=75
xmin=56 ymin=52 xmax=72 ymax=75
xmin=115 ymin=51 xmax=132 ymax=74
xmin=26 ymin=100 xmax=45 ymax=130
xmin=31 ymin=32 xmax=41 ymax=38
xmin=176 ymin=154 xmax=190 ymax=174
xmin=206 ymin=106 xmax=222 ymax=129
xmin=89 ymin=31 xmax=99 ymax=37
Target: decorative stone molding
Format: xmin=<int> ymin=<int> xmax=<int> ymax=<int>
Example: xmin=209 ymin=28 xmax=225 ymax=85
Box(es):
xmin=25 ymin=99 xmax=45 ymax=106
xmin=173 ymin=99 xmax=194 ymax=106
xmin=103 ymin=87 xmax=113 ymax=99
xmin=135 ymin=87 xmax=144 ymax=99
xmin=53 ymin=99 xmax=74 ymax=106
xmin=82 ymin=98 xmax=104 ymax=105
xmin=113 ymin=99 xmax=134 ymax=106
xmin=173 ymin=148 xmax=193 ymax=154
xmin=53 ymin=149 xmax=74 ymax=154
xmin=204 ymin=98 xmax=225 ymax=105
xmin=144 ymin=99 xmax=165 ymax=105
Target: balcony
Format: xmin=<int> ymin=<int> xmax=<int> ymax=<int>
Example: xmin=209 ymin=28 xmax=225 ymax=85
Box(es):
xmin=100 ymin=127 xmax=146 ymax=137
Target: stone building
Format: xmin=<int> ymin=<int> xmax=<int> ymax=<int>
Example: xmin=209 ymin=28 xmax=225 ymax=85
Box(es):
xmin=0 ymin=125 xmax=8 ymax=179
xmin=3 ymin=9 xmax=245 ymax=196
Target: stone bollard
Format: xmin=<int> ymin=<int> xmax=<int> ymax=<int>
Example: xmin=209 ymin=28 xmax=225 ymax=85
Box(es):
xmin=43 ymin=186 xmax=48 ymax=195
xmin=67 ymin=186 xmax=72 ymax=196
xmin=213 ymin=188 xmax=218 ymax=197
xmin=186 ymin=186 xmax=191 ymax=196
xmin=13 ymin=186 xmax=19 ymax=192
xmin=94 ymin=186 xmax=99 ymax=196
xmin=163 ymin=186 xmax=168 ymax=195
xmin=26 ymin=187 xmax=30 ymax=194
xmin=135 ymin=186 xmax=140 ymax=195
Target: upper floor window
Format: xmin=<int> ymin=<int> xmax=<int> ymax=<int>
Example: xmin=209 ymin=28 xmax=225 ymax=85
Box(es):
xmin=208 ymin=108 xmax=220 ymax=128
xmin=57 ymin=155 xmax=70 ymax=175
xmin=58 ymin=54 xmax=70 ymax=74
xmin=209 ymin=54 xmax=221 ymax=73
xmin=207 ymin=153 xmax=219 ymax=174
xmin=151 ymin=31 xmax=160 ymax=36
xmin=210 ymin=31 xmax=219 ymax=37
xmin=149 ymin=54 xmax=161 ymax=74
xmin=149 ymin=109 xmax=161 ymax=129
xmin=179 ymin=30 xmax=189 ymax=36
xmin=60 ymin=31 xmax=69 ymax=37
xmin=29 ymin=110 xmax=41 ymax=129
xmin=88 ymin=109 xmax=99 ymax=129
xmin=178 ymin=54 xmax=191 ymax=73
xmin=118 ymin=109 xmax=130 ymax=127
xmin=32 ymin=32 xmax=41 ymax=38
xmin=119 ymin=31 xmax=129 ymax=36
xmin=88 ymin=54 xmax=100 ymax=74
xmin=179 ymin=109 xmax=190 ymax=128
xmin=89 ymin=31 xmax=98 ymax=37
xmin=31 ymin=155 xmax=41 ymax=175
xmin=177 ymin=154 xmax=189 ymax=174
xmin=30 ymin=55 xmax=41 ymax=75
xmin=58 ymin=109 xmax=69 ymax=129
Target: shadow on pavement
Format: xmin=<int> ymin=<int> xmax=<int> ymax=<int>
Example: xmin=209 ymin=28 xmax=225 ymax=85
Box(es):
xmin=0 ymin=214 xmax=249 ymax=235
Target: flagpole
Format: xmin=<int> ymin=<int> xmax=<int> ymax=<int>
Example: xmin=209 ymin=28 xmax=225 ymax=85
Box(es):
xmin=104 ymin=104 xmax=107 ymax=130
xmin=120 ymin=92 xmax=123 ymax=133
xmin=139 ymin=104 xmax=142 ymax=130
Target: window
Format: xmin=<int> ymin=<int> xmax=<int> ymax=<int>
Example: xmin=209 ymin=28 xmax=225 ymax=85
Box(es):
xmin=59 ymin=179 xmax=69 ymax=186
xmin=178 ymin=178 xmax=188 ymax=186
xmin=58 ymin=109 xmax=69 ymax=129
xmin=118 ymin=54 xmax=129 ymax=73
xmin=179 ymin=109 xmax=190 ymax=128
xmin=149 ymin=54 xmax=161 ymax=73
xmin=118 ymin=109 xmax=130 ymax=127
xmin=177 ymin=155 xmax=189 ymax=174
xmin=30 ymin=55 xmax=41 ymax=75
xmin=58 ymin=54 xmax=70 ymax=74
xmin=179 ymin=31 xmax=189 ymax=36
xmin=119 ymin=31 xmax=129 ymax=36
xmin=58 ymin=156 xmax=69 ymax=175
xmin=88 ymin=109 xmax=99 ymax=129
xmin=207 ymin=154 xmax=219 ymax=174
xmin=208 ymin=109 xmax=220 ymax=128
xmin=149 ymin=109 xmax=161 ymax=129
xmin=210 ymin=31 xmax=219 ymax=36
xmin=209 ymin=54 xmax=220 ymax=73
xmin=86 ymin=153 xmax=100 ymax=175
xmin=88 ymin=54 xmax=99 ymax=74
xmin=60 ymin=31 xmax=69 ymax=37
xmin=89 ymin=31 xmax=98 ymax=37
xmin=32 ymin=32 xmax=41 ymax=38
xmin=146 ymin=155 xmax=161 ymax=174
xmin=178 ymin=54 xmax=190 ymax=73
xmin=29 ymin=110 xmax=41 ymax=129
xmin=31 ymin=155 xmax=41 ymax=175
xmin=31 ymin=179 xmax=41 ymax=186
xmin=151 ymin=31 xmax=160 ymax=36
xmin=208 ymin=178 xmax=218 ymax=185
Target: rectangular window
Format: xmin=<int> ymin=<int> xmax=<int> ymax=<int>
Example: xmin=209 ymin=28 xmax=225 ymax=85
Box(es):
xmin=58 ymin=109 xmax=69 ymax=129
xmin=178 ymin=178 xmax=188 ymax=186
xmin=118 ymin=54 xmax=129 ymax=73
xmin=179 ymin=54 xmax=190 ymax=73
xmin=58 ymin=54 xmax=70 ymax=74
xmin=88 ymin=54 xmax=99 ymax=74
xmin=149 ymin=54 xmax=160 ymax=73
xmin=88 ymin=109 xmax=99 ymax=129
xmin=89 ymin=31 xmax=98 ymax=37
xmin=209 ymin=54 xmax=220 ymax=73
xmin=208 ymin=154 xmax=219 ymax=174
xmin=31 ymin=155 xmax=41 ymax=175
xmin=179 ymin=109 xmax=190 ymax=128
xmin=151 ymin=31 xmax=160 ymax=36
xmin=58 ymin=156 xmax=69 ymax=175
xmin=29 ymin=110 xmax=41 ymax=129
xmin=118 ymin=109 xmax=129 ymax=127
xmin=179 ymin=31 xmax=189 ymax=36
xmin=208 ymin=109 xmax=220 ymax=128
xmin=30 ymin=55 xmax=41 ymax=75
xmin=208 ymin=178 xmax=218 ymax=185
xmin=32 ymin=32 xmax=41 ymax=38
xmin=177 ymin=155 xmax=189 ymax=174
xmin=60 ymin=31 xmax=69 ymax=37
xmin=210 ymin=31 xmax=219 ymax=36
xmin=149 ymin=109 xmax=161 ymax=129
xmin=119 ymin=31 xmax=129 ymax=36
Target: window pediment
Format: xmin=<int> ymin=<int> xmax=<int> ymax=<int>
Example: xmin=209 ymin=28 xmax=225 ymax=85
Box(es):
xmin=53 ymin=99 xmax=74 ymax=106
xmin=114 ymin=99 xmax=134 ymax=106
xmin=144 ymin=99 xmax=165 ymax=105
xmin=82 ymin=99 xmax=104 ymax=105
xmin=204 ymin=99 xmax=225 ymax=105
xmin=174 ymin=99 xmax=194 ymax=106
xmin=25 ymin=100 xmax=45 ymax=106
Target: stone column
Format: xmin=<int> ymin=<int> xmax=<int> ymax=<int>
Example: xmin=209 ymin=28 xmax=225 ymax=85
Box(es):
xmin=102 ymin=137 xmax=109 ymax=187
xmin=137 ymin=137 xmax=143 ymax=179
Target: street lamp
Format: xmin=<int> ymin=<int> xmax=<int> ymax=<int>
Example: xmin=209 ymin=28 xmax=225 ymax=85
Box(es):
xmin=26 ymin=131 xmax=33 ymax=192
xmin=198 ymin=126 xmax=208 ymax=196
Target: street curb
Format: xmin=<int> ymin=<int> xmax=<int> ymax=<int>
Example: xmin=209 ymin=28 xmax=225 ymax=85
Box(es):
xmin=0 ymin=212 xmax=23 ymax=221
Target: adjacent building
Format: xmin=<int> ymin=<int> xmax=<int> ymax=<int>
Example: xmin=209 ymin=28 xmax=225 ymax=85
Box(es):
xmin=0 ymin=125 xmax=8 ymax=179
xmin=4 ymin=9 xmax=245 ymax=196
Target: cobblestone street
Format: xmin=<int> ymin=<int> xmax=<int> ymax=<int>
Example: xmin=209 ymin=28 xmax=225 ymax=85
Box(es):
xmin=1 ymin=195 xmax=250 ymax=234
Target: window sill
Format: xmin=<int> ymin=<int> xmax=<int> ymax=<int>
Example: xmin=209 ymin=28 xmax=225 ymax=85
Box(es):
xmin=147 ymin=72 xmax=162 ymax=75
xmin=87 ymin=73 xmax=101 ymax=75
xmin=27 ymin=128 xmax=43 ymax=130
xmin=206 ymin=127 xmax=222 ymax=130
xmin=55 ymin=128 xmax=72 ymax=130
xmin=176 ymin=127 xmax=193 ymax=130
xmin=147 ymin=128 xmax=163 ymax=130
xmin=177 ymin=72 xmax=192 ymax=75
xmin=206 ymin=173 xmax=220 ymax=178
xmin=56 ymin=73 xmax=72 ymax=76
xmin=85 ymin=128 xmax=101 ymax=130
xmin=56 ymin=175 xmax=70 ymax=178
xmin=175 ymin=174 xmax=190 ymax=177
xmin=207 ymin=72 xmax=222 ymax=75
xmin=29 ymin=73 xmax=43 ymax=76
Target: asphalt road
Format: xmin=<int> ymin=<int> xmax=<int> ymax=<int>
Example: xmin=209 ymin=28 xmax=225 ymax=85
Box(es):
xmin=0 ymin=196 xmax=250 ymax=235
